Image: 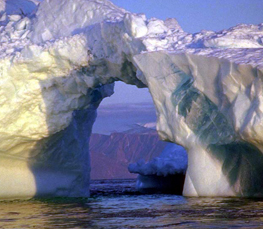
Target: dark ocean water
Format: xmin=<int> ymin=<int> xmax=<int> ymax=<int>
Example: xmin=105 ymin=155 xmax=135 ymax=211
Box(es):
xmin=0 ymin=179 xmax=263 ymax=228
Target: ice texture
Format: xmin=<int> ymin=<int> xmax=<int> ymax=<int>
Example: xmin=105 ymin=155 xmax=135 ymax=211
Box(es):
xmin=1 ymin=0 xmax=263 ymax=198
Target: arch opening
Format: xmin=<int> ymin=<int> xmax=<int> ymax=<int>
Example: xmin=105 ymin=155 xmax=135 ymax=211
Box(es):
xmin=89 ymin=81 xmax=188 ymax=195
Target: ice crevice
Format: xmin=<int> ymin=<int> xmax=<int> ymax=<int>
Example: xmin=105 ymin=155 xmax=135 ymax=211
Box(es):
xmin=1 ymin=0 xmax=263 ymax=198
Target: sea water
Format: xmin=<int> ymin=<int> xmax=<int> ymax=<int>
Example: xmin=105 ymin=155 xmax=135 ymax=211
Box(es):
xmin=0 ymin=179 xmax=263 ymax=228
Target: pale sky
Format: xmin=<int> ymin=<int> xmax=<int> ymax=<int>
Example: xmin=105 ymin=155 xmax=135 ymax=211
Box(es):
xmin=101 ymin=0 xmax=263 ymax=106
xmin=111 ymin=0 xmax=263 ymax=33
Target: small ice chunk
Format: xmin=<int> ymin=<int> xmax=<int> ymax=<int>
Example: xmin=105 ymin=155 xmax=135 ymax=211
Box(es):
xmin=9 ymin=15 xmax=21 ymax=22
xmin=147 ymin=18 xmax=168 ymax=35
xmin=164 ymin=18 xmax=182 ymax=32
xmin=15 ymin=17 xmax=30 ymax=31
xmin=124 ymin=13 xmax=148 ymax=38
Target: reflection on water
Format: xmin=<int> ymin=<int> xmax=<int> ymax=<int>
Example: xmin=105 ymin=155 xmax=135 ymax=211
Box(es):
xmin=0 ymin=179 xmax=263 ymax=228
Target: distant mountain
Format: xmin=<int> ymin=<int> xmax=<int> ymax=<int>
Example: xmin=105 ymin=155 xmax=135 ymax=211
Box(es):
xmin=90 ymin=126 xmax=167 ymax=180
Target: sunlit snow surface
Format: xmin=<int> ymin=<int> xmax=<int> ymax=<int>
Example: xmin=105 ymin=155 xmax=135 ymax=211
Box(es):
xmin=1 ymin=0 xmax=263 ymax=198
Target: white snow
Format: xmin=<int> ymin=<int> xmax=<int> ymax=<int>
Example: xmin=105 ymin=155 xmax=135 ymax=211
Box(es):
xmin=0 ymin=0 xmax=263 ymax=198
xmin=142 ymin=122 xmax=157 ymax=129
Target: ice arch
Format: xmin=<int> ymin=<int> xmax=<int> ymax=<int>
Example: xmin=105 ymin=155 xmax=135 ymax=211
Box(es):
xmin=1 ymin=0 xmax=263 ymax=198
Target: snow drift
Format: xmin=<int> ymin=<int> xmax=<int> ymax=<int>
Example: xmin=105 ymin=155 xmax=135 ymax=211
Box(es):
xmin=1 ymin=0 xmax=263 ymax=198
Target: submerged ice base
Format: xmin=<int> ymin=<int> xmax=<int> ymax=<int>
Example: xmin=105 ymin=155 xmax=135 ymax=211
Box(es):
xmin=1 ymin=0 xmax=263 ymax=198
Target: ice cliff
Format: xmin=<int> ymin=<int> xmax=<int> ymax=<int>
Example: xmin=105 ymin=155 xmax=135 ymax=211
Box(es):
xmin=1 ymin=0 xmax=263 ymax=198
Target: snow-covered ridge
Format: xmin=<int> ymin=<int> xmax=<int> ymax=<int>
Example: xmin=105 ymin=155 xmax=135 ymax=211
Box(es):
xmin=1 ymin=0 xmax=263 ymax=198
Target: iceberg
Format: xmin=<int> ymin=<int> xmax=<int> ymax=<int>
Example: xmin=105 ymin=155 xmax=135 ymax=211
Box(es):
xmin=129 ymin=144 xmax=187 ymax=177
xmin=1 ymin=0 xmax=263 ymax=198
xmin=129 ymin=143 xmax=187 ymax=194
